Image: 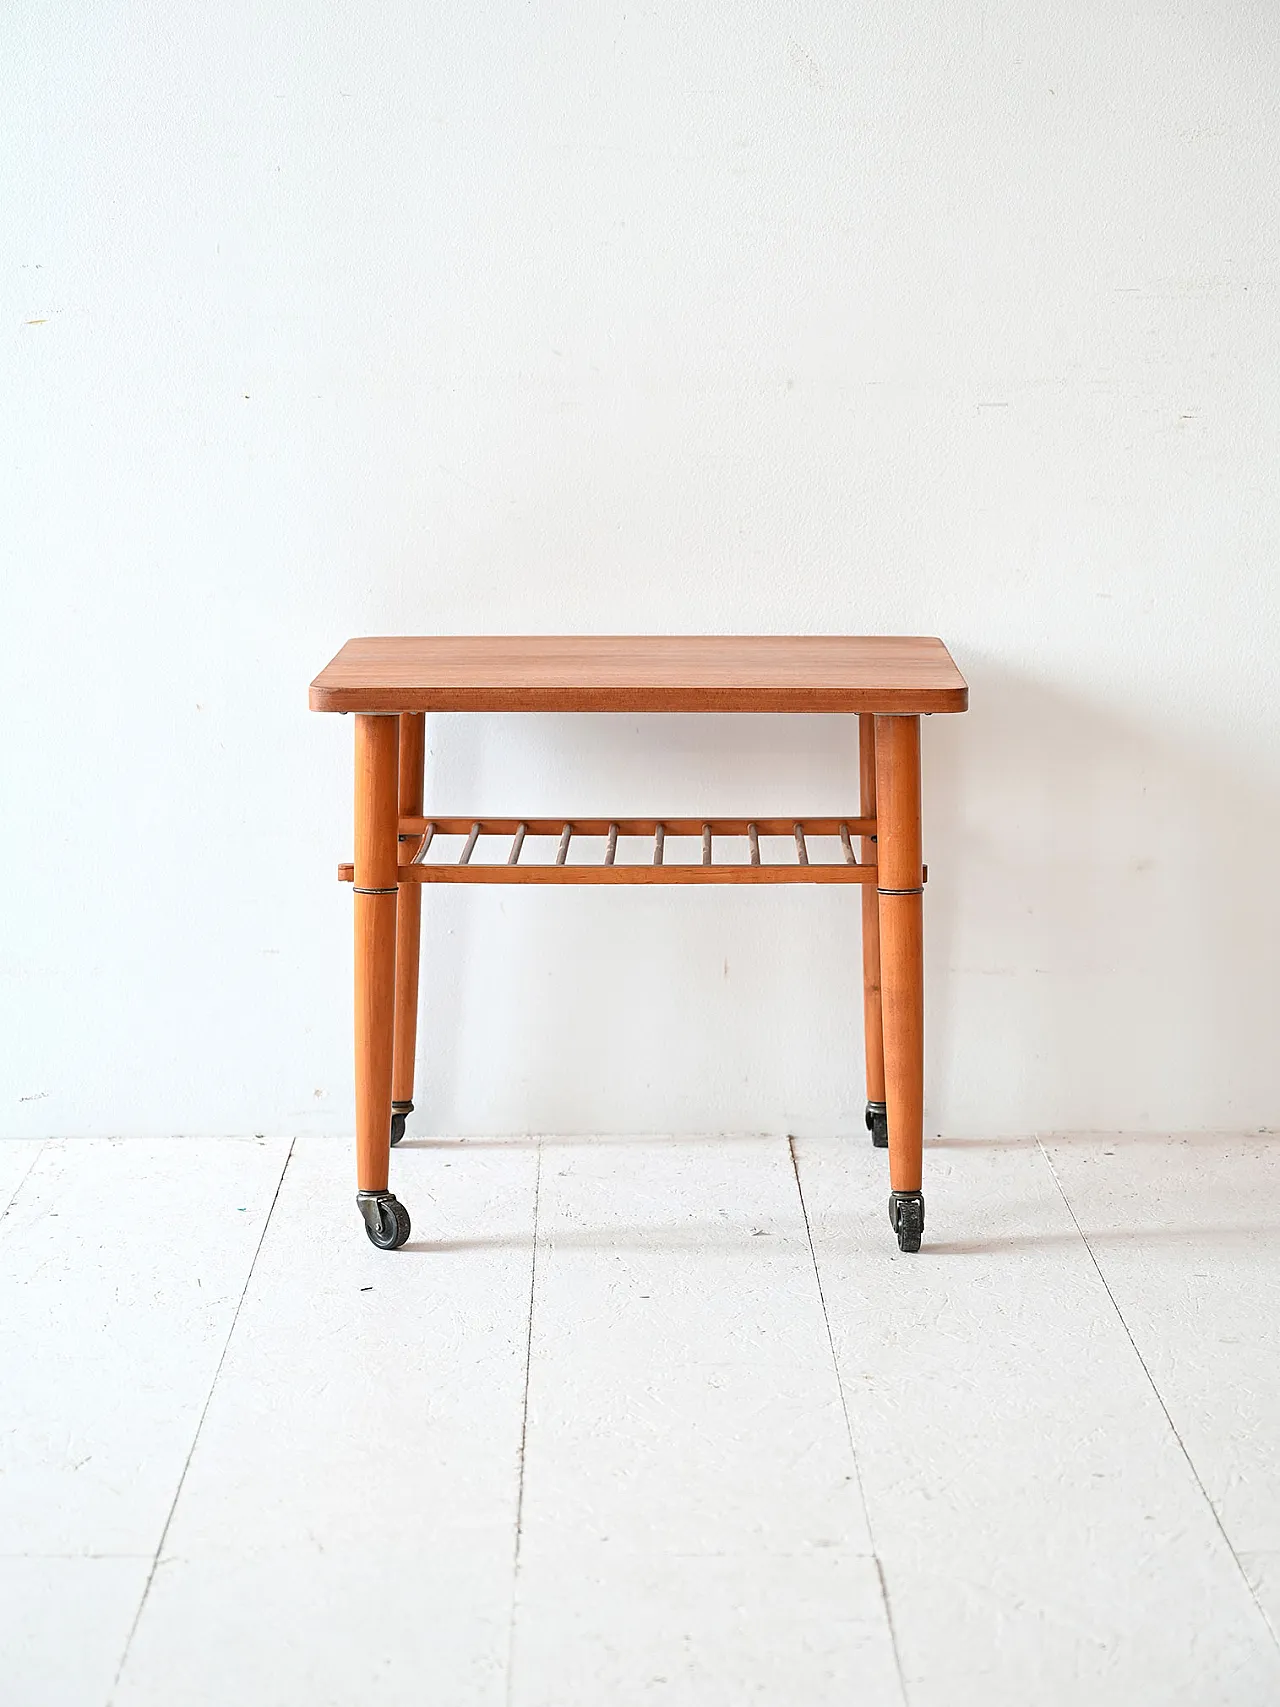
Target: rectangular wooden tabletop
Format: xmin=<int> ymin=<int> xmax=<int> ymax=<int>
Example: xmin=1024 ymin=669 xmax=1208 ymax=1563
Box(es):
xmin=309 ymin=635 xmax=968 ymax=715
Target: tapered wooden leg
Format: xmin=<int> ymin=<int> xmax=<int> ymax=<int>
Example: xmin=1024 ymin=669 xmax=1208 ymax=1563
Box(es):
xmin=353 ymin=714 xmax=410 ymax=1248
xmin=859 ymin=714 xmax=887 ymax=1147
xmin=874 ymin=715 xmax=925 ymax=1250
xmin=391 ymin=714 xmax=426 ymax=1144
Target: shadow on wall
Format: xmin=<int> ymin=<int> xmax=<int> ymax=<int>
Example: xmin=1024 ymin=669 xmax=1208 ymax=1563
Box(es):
xmin=409 ymin=661 xmax=1280 ymax=1136
xmin=924 ymin=658 xmax=1280 ymax=1132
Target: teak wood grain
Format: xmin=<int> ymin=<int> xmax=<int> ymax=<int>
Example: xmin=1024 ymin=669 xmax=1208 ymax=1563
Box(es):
xmin=337 ymin=862 xmax=887 ymax=886
xmin=353 ymin=715 xmax=399 ymax=1195
xmin=858 ymin=715 xmax=886 ymax=1110
xmin=392 ymin=714 xmax=425 ymax=1111
xmin=309 ymin=635 xmax=969 ymax=715
xmin=393 ymin=817 xmax=875 ymax=837
xmin=313 ymin=634 xmax=964 ymax=1255
xmin=875 ymin=715 xmax=925 ymax=1196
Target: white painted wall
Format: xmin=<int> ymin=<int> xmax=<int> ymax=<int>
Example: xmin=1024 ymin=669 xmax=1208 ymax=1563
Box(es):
xmin=4 ymin=2 xmax=1279 ymax=1139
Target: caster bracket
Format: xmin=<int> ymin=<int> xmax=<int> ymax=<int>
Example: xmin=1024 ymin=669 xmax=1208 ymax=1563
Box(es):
xmin=357 ymin=1190 xmax=411 ymax=1250
xmin=888 ymin=1189 xmax=925 ymax=1253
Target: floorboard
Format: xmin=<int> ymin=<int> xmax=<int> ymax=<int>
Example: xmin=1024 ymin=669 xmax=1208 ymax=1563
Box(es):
xmin=792 ymin=1133 xmax=1280 ymax=1706
xmin=113 ymin=1135 xmax=539 ymax=1707
xmin=0 ymin=1137 xmax=289 ymax=1559
xmin=0 ymin=1137 xmax=289 ymax=1706
xmin=508 ymin=1134 xmax=902 ymax=1707
xmin=1043 ymin=1133 xmax=1280 ymax=1555
xmin=0 ymin=1558 xmax=151 ymax=1707
xmin=1240 ymin=1554 xmax=1280 ymax=1645
xmin=0 ymin=1138 xmax=45 ymax=1227
xmin=4 ymin=1131 xmax=1278 ymax=1705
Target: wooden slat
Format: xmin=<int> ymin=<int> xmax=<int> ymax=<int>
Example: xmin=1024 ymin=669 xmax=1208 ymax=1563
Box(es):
xmin=337 ymin=859 xmax=923 ymax=887
xmin=748 ymin=823 xmax=760 ymax=866
xmin=411 ymin=821 xmax=435 ymax=865
xmin=508 ymin=823 xmax=526 ymax=865
xmin=839 ymin=822 xmax=857 ymax=865
xmin=556 ymin=823 xmax=572 ymax=866
xmin=605 ymin=823 xmax=618 ymax=866
xmin=340 ymin=862 xmax=880 ymax=886
xmin=396 ymin=816 xmax=875 ymax=838
xmin=654 ymin=823 xmax=665 ymax=865
xmin=794 ymin=822 xmax=809 ymax=865
xmin=459 ymin=822 xmax=481 ymax=864
xmin=702 ymin=824 xmax=712 ymax=865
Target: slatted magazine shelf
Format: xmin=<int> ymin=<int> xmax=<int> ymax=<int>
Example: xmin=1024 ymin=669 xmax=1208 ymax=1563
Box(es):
xmin=310 ymin=636 xmax=968 ymax=1255
xmin=337 ymin=816 xmax=907 ymax=885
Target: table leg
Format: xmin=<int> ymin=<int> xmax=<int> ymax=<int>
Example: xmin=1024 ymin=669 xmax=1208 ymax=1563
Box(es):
xmin=858 ymin=714 xmax=888 ymax=1149
xmin=874 ymin=714 xmax=925 ymax=1253
xmin=353 ymin=713 xmax=410 ymax=1250
xmin=391 ymin=713 xmax=426 ymax=1147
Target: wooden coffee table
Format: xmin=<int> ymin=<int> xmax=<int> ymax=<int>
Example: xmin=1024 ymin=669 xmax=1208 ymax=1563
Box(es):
xmin=310 ymin=636 xmax=969 ymax=1253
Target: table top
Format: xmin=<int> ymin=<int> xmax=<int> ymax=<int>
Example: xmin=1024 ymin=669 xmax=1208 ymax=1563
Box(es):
xmin=309 ymin=635 xmax=968 ymax=714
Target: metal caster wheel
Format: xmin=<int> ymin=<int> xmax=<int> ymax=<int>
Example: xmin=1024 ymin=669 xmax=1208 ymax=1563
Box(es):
xmin=888 ymin=1190 xmax=924 ymax=1253
xmin=865 ymin=1101 xmax=888 ymax=1149
xmin=390 ymin=1100 xmax=413 ymax=1147
xmin=357 ymin=1191 xmax=411 ymax=1250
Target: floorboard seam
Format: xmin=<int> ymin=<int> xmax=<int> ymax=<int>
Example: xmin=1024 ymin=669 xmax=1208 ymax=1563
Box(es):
xmin=0 ymin=1139 xmax=46 ymax=1232
xmin=505 ymin=1140 xmax=543 ymax=1707
xmin=106 ymin=1137 xmax=296 ymax=1703
xmin=788 ymin=1136 xmax=910 ymax=1707
xmin=1036 ymin=1136 xmax=1280 ymax=1654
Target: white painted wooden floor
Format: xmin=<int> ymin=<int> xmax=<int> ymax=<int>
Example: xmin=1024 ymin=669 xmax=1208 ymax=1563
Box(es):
xmin=3 ymin=1131 xmax=1279 ymax=1705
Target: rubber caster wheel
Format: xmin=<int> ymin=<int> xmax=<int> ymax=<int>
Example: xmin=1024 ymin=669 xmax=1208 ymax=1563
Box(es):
xmin=357 ymin=1191 xmax=411 ymax=1250
xmin=888 ymin=1190 xmax=924 ymax=1253
xmin=865 ymin=1101 xmax=888 ymax=1149
xmin=390 ymin=1099 xmax=412 ymax=1147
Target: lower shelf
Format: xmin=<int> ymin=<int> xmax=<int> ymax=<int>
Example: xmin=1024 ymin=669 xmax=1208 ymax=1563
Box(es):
xmin=337 ymin=815 xmax=913 ymax=887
